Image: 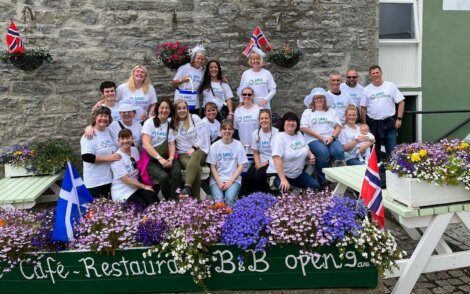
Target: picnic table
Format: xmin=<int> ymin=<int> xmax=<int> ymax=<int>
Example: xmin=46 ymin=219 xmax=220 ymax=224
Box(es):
xmin=323 ymin=165 xmax=470 ymax=294
xmin=0 ymin=171 xmax=63 ymax=209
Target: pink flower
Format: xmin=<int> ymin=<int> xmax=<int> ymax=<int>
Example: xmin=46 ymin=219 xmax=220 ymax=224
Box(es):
xmin=172 ymin=54 xmax=178 ymax=61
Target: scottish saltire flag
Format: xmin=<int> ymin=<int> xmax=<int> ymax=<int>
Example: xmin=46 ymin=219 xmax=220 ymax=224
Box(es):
xmin=5 ymin=20 xmax=25 ymax=54
xmin=360 ymin=147 xmax=384 ymax=228
xmin=242 ymin=26 xmax=271 ymax=57
xmin=52 ymin=162 xmax=93 ymax=242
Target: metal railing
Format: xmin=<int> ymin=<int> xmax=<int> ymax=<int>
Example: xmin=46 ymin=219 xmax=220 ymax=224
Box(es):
xmin=404 ymin=109 xmax=470 ymax=142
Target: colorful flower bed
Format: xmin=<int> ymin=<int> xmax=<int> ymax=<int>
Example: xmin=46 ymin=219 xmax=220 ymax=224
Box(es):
xmin=0 ymin=191 xmax=404 ymax=289
xmin=388 ymin=139 xmax=470 ymax=190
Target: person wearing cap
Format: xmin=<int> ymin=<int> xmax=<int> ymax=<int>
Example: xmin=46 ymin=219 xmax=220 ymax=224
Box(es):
xmin=324 ymin=71 xmax=355 ymax=124
xmin=173 ymin=43 xmax=205 ymax=115
xmin=360 ymin=65 xmax=405 ymax=162
xmin=108 ymin=103 xmax=143 ymax=150
xmin=237 ymin=47 xmax=277 ymax=110
xmin=111 ymin=129 xmax=158 ymax=207
xmin=80 ymin=106 xmax=120 ymax=198
xmin=300 ymin=87 xmax=344 ymax=185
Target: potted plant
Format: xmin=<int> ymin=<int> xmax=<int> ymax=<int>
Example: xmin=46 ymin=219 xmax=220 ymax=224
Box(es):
xmin=268 ymin=44 xmax=303 ymax=68
xmin=0 ymin=139 xmax=74 ymax=177
xmin=155 ymin=41 xmax=190 ymax=70
xmin=386 ymin=139 xmax=470 ymax=207
xmin=0 ymin=48 xmax=53 ymax=71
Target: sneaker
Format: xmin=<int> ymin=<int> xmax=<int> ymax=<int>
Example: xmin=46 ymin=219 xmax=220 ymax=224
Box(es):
xmin=332 ymin=160 xmax=347 ymax=167
xmin=179 ymin=186 xmax=192 ymax=199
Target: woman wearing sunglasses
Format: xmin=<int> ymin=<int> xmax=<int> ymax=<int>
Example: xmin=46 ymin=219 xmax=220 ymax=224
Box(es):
xmin=110 ymin=129 xmax=158 ymax=207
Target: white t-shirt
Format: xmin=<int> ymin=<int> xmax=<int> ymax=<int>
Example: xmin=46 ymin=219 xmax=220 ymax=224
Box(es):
xmin=340 ymin=83 xmax=364 ymax=108
xmin=267 ymin=132 xmax=309 ymax=179
xmin=206 ymin=139 xmax=248 ymax=186
xmin=108 ymin=120 xmax=143 ymax=150
xmin=237 ymin=69 xmax=277 ymax=109
xmin=202 ymin=117 xmax=221 ymax=143
xmin=234 ymin=105 xmax=260 ymax=149
xmin=174 ymin=114 xmax=210 ymax=154
xmin=174 ymin=63 xmax=204 ymax=109
xmin=105 ymin=102 xmax=121 ymax=122
xmin=116 ymin=83 xmax=158 ymax=121
xmin=300 ymin=108 xmax=342 ymax=143
xmin=326 ymin=91 xmax=355 ymax=124
xmin=338 ymin=124 xmax=362 ymax=161
xmin=360 ymin=81 xmax=405 ymax=120
xmin=141 ymin=118 xmax=175 ymax=147
xmin=251 ymin=127 xmax=279 ymax=163
xmin=111 ymin=147 xmax=141 ymax=202
xmin=80 ymin=129 xmax=117 ymax=188
xmin=202 ymin=81 xmax=233 ymax=111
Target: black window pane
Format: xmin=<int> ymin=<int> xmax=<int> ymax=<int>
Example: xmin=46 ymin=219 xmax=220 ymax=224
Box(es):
xmin=379 ymin=3 xmax=415 ymax=39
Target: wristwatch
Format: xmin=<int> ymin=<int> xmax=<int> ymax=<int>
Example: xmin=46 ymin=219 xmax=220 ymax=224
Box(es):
xmin=396 ymin=117 xmax=403 ymax=121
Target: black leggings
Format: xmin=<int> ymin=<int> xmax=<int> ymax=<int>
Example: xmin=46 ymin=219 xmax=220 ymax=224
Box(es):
xmin=87 ymin=183 xmax=111 ymax=199
xmin=127 ymin=189 xmax=159 ymax=207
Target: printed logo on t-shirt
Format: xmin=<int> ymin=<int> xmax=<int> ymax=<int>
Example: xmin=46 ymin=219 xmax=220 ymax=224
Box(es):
xmin=369 ymin=91 xmax=391 ymax=101
xmin=248 ymin=77 xmax=266 ymax=86
xmin=290 ymin=141 xmax=306 ymax=151
xmin=152 ymin=130 xmax=167 ymax=140
xmin=310 ymin=117 xmax=330 ymax=125
xmin=97 ymin=139 xmax=114 ymax=149
xmin=126 ymin=166 xmax=132 ymax=173
xmin=190 ymin=74 xmax=202 ymax=84
xmin=216 ymin=152 xmax=234 ymax=161
xmin=257 ymin=139 xmax=271 ymax=150
xmin=331 ymin=101 xmax=347 ymax=110
xmin=178 ymin=127 xmax=195 ymax=137
xmin=237 ymin=114 xmax=257 ymax=123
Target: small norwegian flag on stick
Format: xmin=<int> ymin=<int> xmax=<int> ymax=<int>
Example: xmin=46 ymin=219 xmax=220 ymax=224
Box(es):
xmin=5 ymin=20 xmax=25 ymax=54
xmin=242 ymin=26 xmax=271 ymax=57
xmin=360 ymin=146 xmax=385 ymax=228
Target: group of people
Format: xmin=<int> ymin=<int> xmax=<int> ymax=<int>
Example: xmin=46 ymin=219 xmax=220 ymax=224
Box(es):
xmin=80 ymin=44 xmax=405 ymax=208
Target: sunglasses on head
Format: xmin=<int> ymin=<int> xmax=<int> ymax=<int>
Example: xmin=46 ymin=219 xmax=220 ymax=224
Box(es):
xmin=130 ymin=157 xmax=137 ymax=169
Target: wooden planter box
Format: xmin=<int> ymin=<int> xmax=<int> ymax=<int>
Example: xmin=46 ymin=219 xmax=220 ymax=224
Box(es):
xmin=386 ymin=170 xmax=470 ymax=208
xmin=0 ymin=245 xmax=377 ymax=293
xmin=4 ymin=164 xmax=36 ymax=178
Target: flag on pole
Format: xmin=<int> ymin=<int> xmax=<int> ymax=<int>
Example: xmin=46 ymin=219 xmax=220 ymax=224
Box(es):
xmin=52 ymin=162 xmax=93 ymax=242
xmin=360 ymin=146 xmax=384 ymax=228
xmin=5 ymin=20 xmax=25 ymax=54
xmin=242 ymin=26 xmax=271 ymax=57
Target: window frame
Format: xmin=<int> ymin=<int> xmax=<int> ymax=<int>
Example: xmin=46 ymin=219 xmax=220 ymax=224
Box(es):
xmin=379 ymin=0 xmax=420 ymax=44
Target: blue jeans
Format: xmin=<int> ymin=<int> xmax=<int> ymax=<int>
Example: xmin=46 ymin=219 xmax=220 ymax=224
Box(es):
xmin=308 ymin=140 xmax=344 ymax=184
xmin=346 ymin=158 xmax=364 ymax=166
xmin=274 ymin=172 xmax=321 ymax=190
xmin=210 ymin=182 xmax=241 ymax=207
xmin=375 ymin=127 xmax=397 ymax=162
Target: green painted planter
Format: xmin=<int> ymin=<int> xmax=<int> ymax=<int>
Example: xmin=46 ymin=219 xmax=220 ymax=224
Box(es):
xmin=0 ymin=245 xmax=377 ymax=293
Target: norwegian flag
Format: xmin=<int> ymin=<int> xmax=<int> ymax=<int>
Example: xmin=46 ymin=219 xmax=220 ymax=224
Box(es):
xmin=5 ymin=20 xmax=25 ymax=54
xmin=360 ymin=146 xmax=384 ymax=228
xmin=242 ymin=26 xmax=271 ymax=57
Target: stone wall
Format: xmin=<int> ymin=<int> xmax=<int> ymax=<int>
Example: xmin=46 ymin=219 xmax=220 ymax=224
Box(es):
xmin=0 ymin=0 xmax=378 ymax=152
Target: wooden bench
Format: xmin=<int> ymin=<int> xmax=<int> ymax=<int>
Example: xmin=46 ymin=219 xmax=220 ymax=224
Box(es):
xmin=323 ymin=165 xmax=470 ymax=294
xmin=0 ymin=172 xmax=63 ymax=209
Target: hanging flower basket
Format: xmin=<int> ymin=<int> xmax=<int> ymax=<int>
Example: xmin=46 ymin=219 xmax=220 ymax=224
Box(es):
xmin=268 ymin=44 xmax=303 ymax=68
xmin=155 ymin=42 xmax=190 ymax=70
xmin=1 ymin=48 xmax=53 ymax=71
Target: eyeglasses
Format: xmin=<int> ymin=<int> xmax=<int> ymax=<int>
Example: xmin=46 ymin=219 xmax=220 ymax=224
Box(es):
xmin=347 ymin=76 xmax=358 ymax=79
xmin=130 ymin=157 xmax=137 ymax=169
xmin=242 ymin=93 xmax=253 ymax=97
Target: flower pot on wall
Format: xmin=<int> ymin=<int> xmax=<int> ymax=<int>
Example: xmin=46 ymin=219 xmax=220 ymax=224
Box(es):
xmin=386 ymin=170 xmax=470 ymax=208
xmin=9 ymin=55 xmax=44 ymax=71
xmin=270 ymin=54 xmax=301 ymax=68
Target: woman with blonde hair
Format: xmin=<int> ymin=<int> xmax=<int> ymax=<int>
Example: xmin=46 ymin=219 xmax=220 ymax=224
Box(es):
xmin=237 ymin=48 xmax=276 ymax=109
xmin=171 ymin=99 xmax=210 ymax=198
xmin=116 ymin=65 xmax=158 ymax=122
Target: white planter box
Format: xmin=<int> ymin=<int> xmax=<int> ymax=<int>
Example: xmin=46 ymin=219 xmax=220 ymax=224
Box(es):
xmin=4 ymin=164 xmax=36 ymax=178
xmin=386 ymin=170 xmax=470 ymax=208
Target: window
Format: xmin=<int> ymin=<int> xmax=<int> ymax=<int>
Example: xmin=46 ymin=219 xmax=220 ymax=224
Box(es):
xmin=379 ymin=0 xmax=419 ymax=42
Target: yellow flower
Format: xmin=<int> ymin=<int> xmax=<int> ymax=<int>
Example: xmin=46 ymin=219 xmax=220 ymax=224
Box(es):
xmin=410 ymin=153 xmax=421 ymax=162
xmin=419 ymin=149 xmax=427 ymax=157
xmin=15 ymin=151 xmax=23 ymax=156
xmin=460 ymin=142 xmax=469 ymax=149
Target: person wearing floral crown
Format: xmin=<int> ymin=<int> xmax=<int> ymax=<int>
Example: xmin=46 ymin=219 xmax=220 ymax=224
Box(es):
xmin=237 ymin=47 xmax=277 ymax=110
xmin=173 ymin=43 xmax=206 ymax=115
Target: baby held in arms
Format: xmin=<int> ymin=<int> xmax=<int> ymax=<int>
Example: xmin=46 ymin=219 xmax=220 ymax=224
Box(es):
xmin=356 ymin=124 xmax=375 ymax=163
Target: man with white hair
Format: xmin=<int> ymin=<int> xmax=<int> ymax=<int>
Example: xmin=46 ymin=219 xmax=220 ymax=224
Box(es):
xmin=326 ymin=71 xmax=354 ymax=124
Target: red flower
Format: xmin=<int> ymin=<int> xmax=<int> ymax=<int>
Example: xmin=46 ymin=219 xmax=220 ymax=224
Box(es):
xmin=172 ymin=54 xmax=178 ymax=60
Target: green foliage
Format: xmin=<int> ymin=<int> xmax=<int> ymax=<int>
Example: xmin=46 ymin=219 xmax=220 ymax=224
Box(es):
xmin=0 ymin=48 xmax=53 ymax=64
